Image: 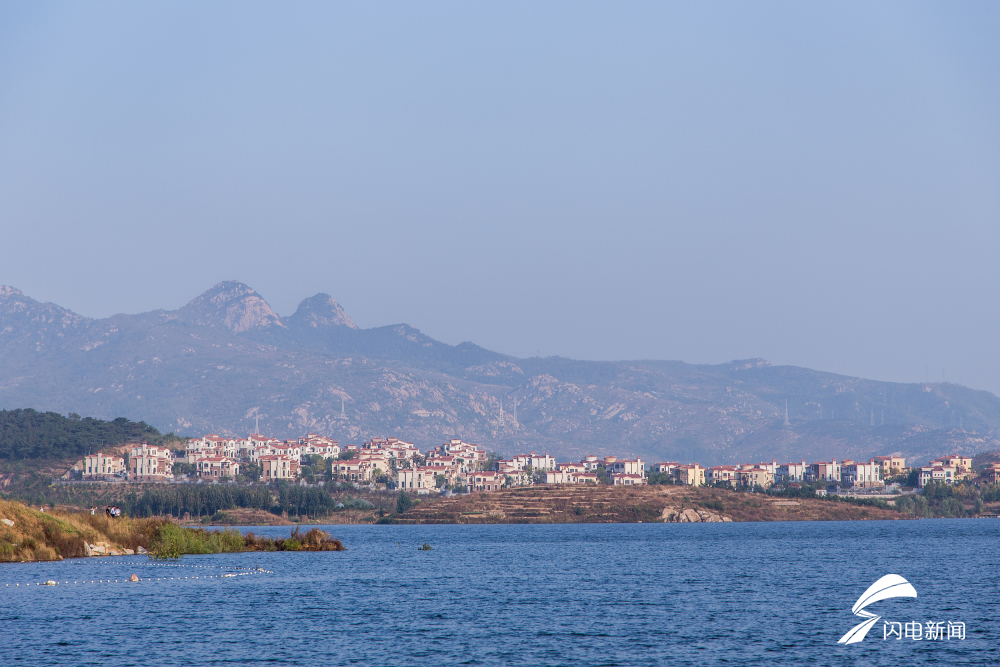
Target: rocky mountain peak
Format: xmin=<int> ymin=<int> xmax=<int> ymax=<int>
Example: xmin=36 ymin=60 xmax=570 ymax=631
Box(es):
xmin=287 ymin=293 xmax=357 ymax=329
xmin=179 ymin=281 xmax=285 ymax=333
xmin=0 ymin=285 xmax=87 ymax=329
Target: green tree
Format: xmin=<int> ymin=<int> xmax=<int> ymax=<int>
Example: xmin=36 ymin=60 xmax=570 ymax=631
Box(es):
xmin=396 ymin=490 xmax=413 ymax=514
xmin=647 ymin=471 xmax=671 ymax=485
xmin=596 ymin=465 xmax=612 ymax=485
xmin=484 ymin=451 xmax=504 ymax=471
xmin=173 ymin=461 xmax=195 ymax=477
xmin=240 ymin=462 xmax=261 ymax=482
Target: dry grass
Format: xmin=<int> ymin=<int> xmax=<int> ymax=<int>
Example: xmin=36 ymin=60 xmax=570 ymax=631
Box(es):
xmin=0 ymin=498 xmax=169 ymax=562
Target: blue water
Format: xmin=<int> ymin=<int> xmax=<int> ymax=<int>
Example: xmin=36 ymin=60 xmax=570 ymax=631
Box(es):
xmin=1 ymin=520 xmax=997 ymax=666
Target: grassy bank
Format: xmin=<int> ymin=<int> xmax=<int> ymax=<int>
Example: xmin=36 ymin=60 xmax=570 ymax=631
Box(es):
xmin=0 ymin=499 xmax=343 ymax=562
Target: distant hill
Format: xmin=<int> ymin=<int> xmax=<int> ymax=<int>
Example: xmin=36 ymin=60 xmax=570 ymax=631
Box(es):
xmin=0 ymin=409 xmax=170 ymax=460
xmin=1 ymin=282 xmax=998 ymax=466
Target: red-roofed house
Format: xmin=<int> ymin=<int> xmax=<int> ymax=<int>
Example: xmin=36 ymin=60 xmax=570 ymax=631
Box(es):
xmin=259 ymin=455 xmax=298 ymax=481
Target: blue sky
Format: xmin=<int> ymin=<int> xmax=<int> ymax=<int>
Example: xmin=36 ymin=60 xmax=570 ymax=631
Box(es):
xmin=1 ymin=2 xmax=998 ymax=392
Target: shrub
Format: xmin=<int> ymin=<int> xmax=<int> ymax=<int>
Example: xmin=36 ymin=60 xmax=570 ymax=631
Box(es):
xmin=148 ymin=523 xmax=185 ymax=560
xmin=243 ymin=527 xmax=344 ymax=552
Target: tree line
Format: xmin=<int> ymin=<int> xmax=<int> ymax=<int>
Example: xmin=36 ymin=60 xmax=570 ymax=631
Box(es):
xmin=125 ymin=484 xmax=274 ymax=518
xmin=123 ymin=481 xmax=350 ymax=519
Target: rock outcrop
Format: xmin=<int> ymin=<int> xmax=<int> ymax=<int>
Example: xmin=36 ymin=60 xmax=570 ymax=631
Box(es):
xmin=661 ymin=506 xmax=732 ymax=523
xmin=178 ymin=281 xmax=285 ymax=332
xmin=287 ymin=293 xmax=356 ymax=329
xmin=84 ymin=540 xmax=123 ymax=556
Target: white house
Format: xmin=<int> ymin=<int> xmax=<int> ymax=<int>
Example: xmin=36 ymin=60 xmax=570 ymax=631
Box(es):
xmin=83 ymin=452 xmax=125 ymax=479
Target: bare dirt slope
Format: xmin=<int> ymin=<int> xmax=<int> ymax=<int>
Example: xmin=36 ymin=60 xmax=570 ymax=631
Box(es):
xmin=397 ymin=485 xmax=905 ymax=524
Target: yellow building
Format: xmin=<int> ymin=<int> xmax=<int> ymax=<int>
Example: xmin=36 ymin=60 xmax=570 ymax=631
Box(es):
xmin=672 ymin=464 xmax=706 ymax=486
xmin=873 ymin=455 xmax=907 ymax=478
xmin=735 ymin=467 xmax=774 ymax=489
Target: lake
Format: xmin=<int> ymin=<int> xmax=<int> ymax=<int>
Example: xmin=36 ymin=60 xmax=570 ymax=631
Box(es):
xmin=1 ymin=519 xmax=997 ymax=666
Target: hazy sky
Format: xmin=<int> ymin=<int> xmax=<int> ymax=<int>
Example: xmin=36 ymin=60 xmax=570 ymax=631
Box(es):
xmin=1 ymin=2 xmax=998 ymax=393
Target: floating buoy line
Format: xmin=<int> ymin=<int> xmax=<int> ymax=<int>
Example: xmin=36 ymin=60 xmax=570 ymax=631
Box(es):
xmin=3 ymin=560 xmax=273 ymax=588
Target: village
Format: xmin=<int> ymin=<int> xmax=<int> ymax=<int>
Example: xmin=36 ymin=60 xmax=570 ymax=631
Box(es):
xmin=73 ymin=433 xmax=991 ymax=494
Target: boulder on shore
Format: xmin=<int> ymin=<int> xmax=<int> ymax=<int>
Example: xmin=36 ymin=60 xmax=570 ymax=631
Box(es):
xmin=661 ymin=506 xmax=732 ymax=523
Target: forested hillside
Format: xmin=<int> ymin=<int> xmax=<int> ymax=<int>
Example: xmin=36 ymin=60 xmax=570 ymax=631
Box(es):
xmin=0 ymin=409 xmax=178 ymax=460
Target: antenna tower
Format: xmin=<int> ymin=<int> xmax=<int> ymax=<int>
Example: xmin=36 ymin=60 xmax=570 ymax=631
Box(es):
xmin=341 ymin=397 xmax=345 ymax=419
xmin=784 ymin=400 xmax=790 ymax=426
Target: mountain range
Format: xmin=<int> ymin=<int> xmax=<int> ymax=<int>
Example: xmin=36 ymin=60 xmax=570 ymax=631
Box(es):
xmin=1 ymin=281 xmax=998 ymax=466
